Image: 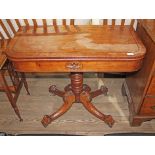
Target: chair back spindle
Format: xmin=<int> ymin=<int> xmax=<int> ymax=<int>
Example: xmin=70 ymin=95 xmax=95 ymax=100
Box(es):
xmin=112 ymin=19 xmax=115 ymax=26
xmin=121 ymin=19 xmax=126 ymax=27
xmin=62 ymin=19 xmax=66 ymax=26
xmin=42 ymin=19 xmax=47 ymax=33
xmin=24 ymin=19 xmax=29 ymax=28
xmin=6 ymin=20 xmax=16 ymax=34
xmin=0 ymin=32 xmax=4 ymax=47
xmin=52 ymin=19 xmax=59 ymax=33
xmin=32 ymin=19 xmax=38 ymax=32
xmin=70 ymin=19 xmax=74 ymax=25
xmin=0 ymin=20 xmax=12 ymax=39
xmin=103 ymin=19 xmax=108 ymax=26
xmin=15 ymin=19 xmax=21 ymax=29
xmin=130 ymin=19 xmax=135 ymax=27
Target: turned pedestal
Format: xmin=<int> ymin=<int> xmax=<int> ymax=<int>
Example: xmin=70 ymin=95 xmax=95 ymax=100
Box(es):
xmin=41 ymin=73 xmax=115 ymax=128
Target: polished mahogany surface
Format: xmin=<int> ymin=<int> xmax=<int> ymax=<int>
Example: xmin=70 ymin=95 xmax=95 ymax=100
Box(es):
xmin=6 ymin=25 xmax=146 ymax=73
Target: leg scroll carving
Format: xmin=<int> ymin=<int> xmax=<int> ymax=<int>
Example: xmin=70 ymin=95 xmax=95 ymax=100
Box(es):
xmin=90 ymin=86 xmax=108 ymax=99
xmin=49 ymin=85 xmax=65 ymax=98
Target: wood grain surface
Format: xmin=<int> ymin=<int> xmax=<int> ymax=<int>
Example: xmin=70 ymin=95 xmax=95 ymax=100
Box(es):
xmin=6 ymin=25 xmax=146 ymax=73
xmin=7 ymin=26 xmax=145 ymax=59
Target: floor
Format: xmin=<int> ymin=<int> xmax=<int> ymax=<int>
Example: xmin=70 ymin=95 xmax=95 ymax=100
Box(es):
xmin=0 ymin=73 xmax=155 ymax=135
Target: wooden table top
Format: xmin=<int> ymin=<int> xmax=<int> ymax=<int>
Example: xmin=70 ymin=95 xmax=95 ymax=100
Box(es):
xmin=5 ymin=25 xmax=146 ymax=73
xmin=6 ymin=25 xmax=145 ymax=61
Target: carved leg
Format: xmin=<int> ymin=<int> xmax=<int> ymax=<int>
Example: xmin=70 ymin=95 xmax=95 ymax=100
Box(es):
xmin=83 ymin=84 xmax=91 ymax=92
xmin=41 ymin=91 xmax=75 ymax=127
xmin=49 ymin=85 xmax=65 ymax=98
xmin=80 ymin=91 xmax=115 ymax=127
xmin=90 ymin=86 xmax=108 ymax=99
xmin=20 ymin=73 xmax=30 ymax=95
xmin=7 ymin=62 xmax=19 ymax=90
xmin=42 ymin=72 xmax=114 ymax=128
xmin=64 ymin=84 xmax=72 ymax=92
xmin=0 ymin=71 xmax=23 ymax=121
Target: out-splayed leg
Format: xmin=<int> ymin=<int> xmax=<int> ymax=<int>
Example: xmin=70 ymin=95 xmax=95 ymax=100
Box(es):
xmin=41 ymin=91 xmax=75 ymax=127
xmin=80 ymin=91 xmax=115 ymax=128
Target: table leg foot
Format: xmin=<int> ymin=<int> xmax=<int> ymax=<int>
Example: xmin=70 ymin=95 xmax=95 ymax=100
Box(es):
xmin=104 ymin=115 xmax=115 ymax=128
xmin=41 ymin=91 xmax=75 ymax=127
xmin=41 ymin=115 xmax=52 ymax=128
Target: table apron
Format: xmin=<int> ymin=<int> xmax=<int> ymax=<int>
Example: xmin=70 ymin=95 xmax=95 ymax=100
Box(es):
xmin=12 ymin=59 xmax=143 ymax=73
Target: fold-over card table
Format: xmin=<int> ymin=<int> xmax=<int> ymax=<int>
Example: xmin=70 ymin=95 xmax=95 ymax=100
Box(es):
xmin=6 ymin=25 xmax=146 ymax=127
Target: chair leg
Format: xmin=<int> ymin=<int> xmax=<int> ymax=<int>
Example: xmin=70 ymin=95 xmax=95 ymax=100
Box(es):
xmin=7 ymin=63 xmax=30 ymax=95
xmin=7 ymin=62 xmax=19 ymax=89
xmin=20 ymin=72 xmax=30 ymax=95
xmin=0 ymin=71 xmax=23 ymax=121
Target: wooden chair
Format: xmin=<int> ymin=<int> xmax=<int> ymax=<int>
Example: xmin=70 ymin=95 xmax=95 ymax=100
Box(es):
xmin=97 ymin=19 xmax=136 ymax=79
xmin=0 ymin=19 xmax=30 ymax=121
xmin=0 ymin=19 xmax=83 ymax=121
xmin=12 ymin=19 xmax=78 ymax=36
xmin=102 ymin=19 xmax=136 ymax=27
